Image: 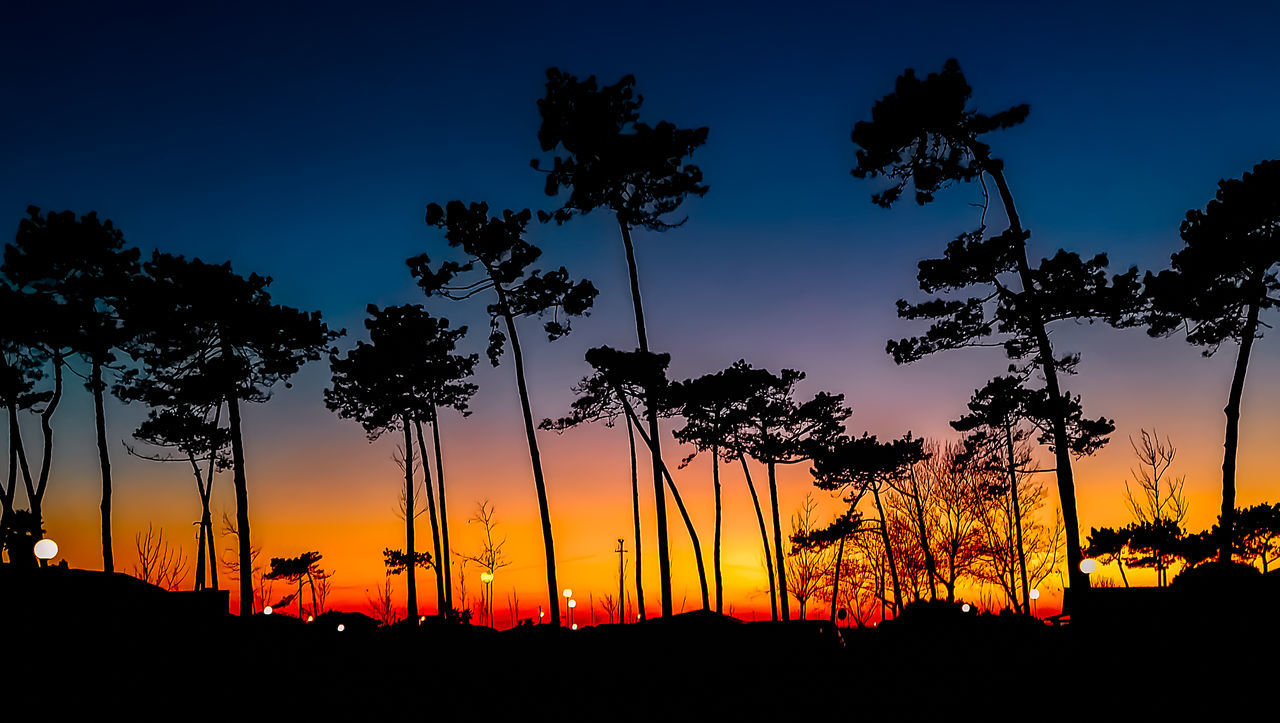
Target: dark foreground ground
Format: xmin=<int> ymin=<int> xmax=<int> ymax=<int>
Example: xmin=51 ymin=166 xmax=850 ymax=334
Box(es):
xmin=6 ymin=566 xmax=1277 ymax=719
xmin=10 ymin=606 xmax=1275 ymax=720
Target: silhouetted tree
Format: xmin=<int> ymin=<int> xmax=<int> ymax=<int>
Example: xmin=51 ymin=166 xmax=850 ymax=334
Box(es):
xmin=122 ymin=253 xmax=341 ymax=616
xmin=578 ymin=345 xmax=709 ymax=610
xmin=1085 ymin=525 xmax=1133 ymax=587
xmin=737 ymin=366 xmax=849 ymax=620
xmin=265 ymin=552 xmax=324 ymax=619
xmin=1234 ymin=503 xmax=1280 ymax=572
xmin=134 ymin=523 xmax=189 ymax=590
xmin=854 ymin=59 xmax=1138 ymax=591
xmin=326 ymin=305 xmax=476 ymax=620
xmin=916 ymin=440 xmax=985 ymax=601
xmin=124 ymin=403 xmax=230 ymax=591
xmin=5 ymin=207 xmax=140 ymax=572
xmin=786 ymin=494 xmax=834 ymax=619
xmin=412 ymin=201 xmax=597 ymax=628
xmin=811 ymin=433 xmax=925 ymax=616
xmin=534 ymin=68 xmax=708 ymax=617
xmin=1140 ymin=161 xmax=1280 ymax=565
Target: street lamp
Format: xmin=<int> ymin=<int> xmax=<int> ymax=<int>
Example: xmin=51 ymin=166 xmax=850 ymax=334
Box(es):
xmin=33 ymin=538 xmax=57 ymax=567
xmin=1029 ymin=588 xmax=1040 ymax=617
xmin=480 ymin=571 xmax=495 ymax=628
xmin=1080 ymin=558 xmax=1097 ymax=575
xmin=568 ymin=598 xmax=577 ymax=628
xmin=961 ymin=603 xmax=971 ymax=613
xmin=264 ymin=606 xmax=273 ymax=615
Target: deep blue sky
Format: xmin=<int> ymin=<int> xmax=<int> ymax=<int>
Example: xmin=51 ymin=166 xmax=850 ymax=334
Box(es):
xmin=5 ymin=0 xmax=1280 ymax=595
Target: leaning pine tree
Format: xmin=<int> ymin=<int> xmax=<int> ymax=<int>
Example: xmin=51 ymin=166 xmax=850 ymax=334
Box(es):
xmin=852 ymin=59 xmax=1138 ymax=591
xmin=534 ymin=68 xmax=708 ymax=617
xmin=410 ymin=201 xmax=597 ymax=629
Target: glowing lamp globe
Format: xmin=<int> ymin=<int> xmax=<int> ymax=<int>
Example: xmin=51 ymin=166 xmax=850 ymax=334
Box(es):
xmin=307 ymin=615 xmax=314 ymax=622
xmin=337 ymin=624 xmax=345 ymax=632
xmin=961 ymin=603 xmax=971 ymax=613
xmin=33 ymin=538 xmax=58 ymax=561
xmin=562 ymin=588 xmax=572 ymax=599
xmin=571 ymin=623 xmax=578 ymax=631
xmin=480 ymin=571 xmax=494 ymax=584
xmin=568 ymin=599 xmax=577 ymax=609
xmin=263 ymin=606 xmax=273 ymax=616
xmin=539 ymin=611 xmax=545 ymax=619
xmin=420 ymin=616 xmax=426 ymax=624
xmin=1080 ymin=558 xmax=1097 ymax=575
xmin=1029 ymin=588 xmax=1040 ymax=601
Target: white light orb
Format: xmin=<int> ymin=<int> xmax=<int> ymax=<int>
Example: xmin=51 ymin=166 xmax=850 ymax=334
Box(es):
xmin=307 ymin=615 xmax=314 ymax=622
xmin=480 ymin=571 xmax=494 ymax=584
xmin=1080 ymin=558 xmax=1098 ymax=574
xmin=961 ymin=603 xmax=971 ymax=613
xmin=337 ymin=623 xmax=345 ymax=632
xmin=562 ymin=588 xmax=572 ymax=598
xmin=33 ymin=538 xmax=58 ymax=561
xmin=637 ymin=614 xmax=641 ymax=620
xmin=263 ymin=606 xmax=273 ymax=615
xmin=539 ymin=611 xmax=545 ymax=618
xmin=571 ymin=623 xmax=578 ymax=631
xmin=419 ymin=616 xmax=426 ymax=624
xmin=568 ymin=599 xmax=577 ymax=609
xmin=1029 ymin=588 xmax=1040 ymax=601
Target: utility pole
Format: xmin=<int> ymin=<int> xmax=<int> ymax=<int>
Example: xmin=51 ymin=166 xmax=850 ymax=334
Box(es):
xmin=615 ymin=538 xmax=628 ymax=625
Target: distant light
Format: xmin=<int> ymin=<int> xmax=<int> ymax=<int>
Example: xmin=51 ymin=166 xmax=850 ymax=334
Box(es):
xmin=1029 ymin=589 xmax=1040 ymax=601
xmin=33 ymin=538 xmax=58 ymax=561
xmin=571 ymin=623 xmax=578 ymax=631
xmin=480 ymin=571 xmax=494 ymax=584
xmin=562 ymin=588 xmax=572 ymax=598
xmin=637 ymin=614 xmax=642 ymax=620
xmin=539 ymin=611 xmax=545 ymax=618
xmin=419 ymin=616 xmax=426 ymax=624
xmin=567 ymin=599 xmax=577 ymax=609
xmin=1080 ymin=558 xmax=1097 ymax=574
xmin=263 ymin=606 xmax=273 ymax=615
xmin=307 ymin=615 xmax=314 ymax=622
xmin=337 ymin=623 xmax=345 ymax=632
xmin=961 ymin=604 xmax=971 ymax=613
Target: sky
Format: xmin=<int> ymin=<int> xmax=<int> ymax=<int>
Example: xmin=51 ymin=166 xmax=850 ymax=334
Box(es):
xmin=4 ymin=0 xmax=1280 ymax=621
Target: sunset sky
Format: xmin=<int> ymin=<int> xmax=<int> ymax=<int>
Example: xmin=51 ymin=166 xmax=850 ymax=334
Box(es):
xmin=4 ymin=0 xmax=1280 ymax=620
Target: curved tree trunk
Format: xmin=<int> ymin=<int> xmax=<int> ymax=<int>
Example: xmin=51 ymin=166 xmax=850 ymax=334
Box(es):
xmin=988 ymin=167 xmax=1088 ymax=593
xmin=29 ymin=351 xmax=63 ymax=528
xmin=1005 ymin=425 xmax=1030 ymax=614
xmin=906 ymin=465 xmax=937 ymax=601
xmin=617 ymin=217 xmax=672 ymax=619
xmin=1220 ymin=294 xmax=1261 ymax=564
xmin=497 ymin=304 xmax=559 ymax=628
xmin=429 ymin=406 xmax=454 ymax=613
xmin=739 ymin=456 xmax=778 ymax=621
xmin=414 ymin=419 xmax=446 ymax=617
xmin=767 ymin=461 xmax=790 ymax=621
xmin=830 ymin=534 xmax=845 ymax=625
xmin=871 ymin=485 xmax=902 ymax=615
xmin=402 ymin=421 xmax=418 ymax=620
xmin=91 ymin=358 xmax=114 ymax=573
xmin=626 ymin=420 xmax=645 ymax=621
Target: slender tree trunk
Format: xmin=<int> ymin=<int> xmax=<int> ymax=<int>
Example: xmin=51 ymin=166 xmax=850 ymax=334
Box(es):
xmin=1116 ymin=557 xmax=1129 ymax=587
xmin=91 ymin=358 xmax=114 ymax=573
xmin=623 ymin=404 xmax=709 ymax=609
xmin=1005 ymin=425 xmax=1030 ymax=615
xmin=988 ymin=167 xmax=1088 ymax=593
xmin=616 ymin=217 xmax=672 ymax=619
xmin=830 ymin=534 xmax=845 ymax=625
xmin=871 ymin=485 xmax=902 ymax=615
xmin=402 ymin=421 xmax=418 ymax=620
xmin=626 ymin=419 xmax=645 ymax=621
xmin=1220 ymin=293 xmax=1261 ymax=565
xmin=712 ymin=444 xmax=723 ymax=614
xmin=739 ymin=456 xmax=777 ymax=621
xmin=496 ymin=304 xmax=559 ymax=628
xmin=194 ymin=510 xmax=207 ymax=590
xmin=30 ymin=351 xmax=63 ymax=527
xmin=188 ymin=452 xmax=208 ymax=590
xmin=429 ymin=407 xmax=454 ymax=613
xmin=414 ymin=419 xmax=446 ymax=617
xmin=206 ymin=404 xmax=221 ymax=592
xmin=907 ymin=465 xmax=938 ymax=601
xmin=307 ymin=569 xmax=318 ymax=616
xmin=226 ymin=390 xmax=253 ymax=616
xmin=767 ymin=461 xmax=790 ymax=621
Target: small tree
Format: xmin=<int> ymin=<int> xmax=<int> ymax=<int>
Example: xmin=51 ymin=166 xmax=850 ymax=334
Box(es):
xmin=1233 ymin=503 xmax=1280 ymax=572
xmin=265 ymin=552 xmax=324 ymax=620
xmin=133 ymin=524 xmax=189 ymax=590
xmin=786 ymin=494 xmax=834 ymax=620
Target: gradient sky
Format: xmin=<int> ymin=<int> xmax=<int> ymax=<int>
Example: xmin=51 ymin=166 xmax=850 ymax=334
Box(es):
xmin=4 ymin=0 xmax=1280 ymax=619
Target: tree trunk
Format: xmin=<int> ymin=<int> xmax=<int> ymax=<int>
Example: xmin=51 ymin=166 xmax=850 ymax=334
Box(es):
xmin=1005 ymin=425 xmax=1030 ymax=615
xmin=429 ymin=407 xmax=454 ymax=613
xmin=767 ymin=461 xmax=790 ymax=621
xmin=91 ymin=358 xmax=114 ymax=573
xmin=830 ymin=534 xmax=845 ymax=625
xmin=497 ymin=303 xmax=559 ymax=628
xmin=226 ymin=390 xmax=253 ymax=616
xmin=206 ymin=404 xmax=221 ymax=591
xmin=402 ymin=421 xmax=418 ymax=620
xmin=907 ymin=464 xmax=938 ymax=601
xmin=626 ymin=419 xmax=645 ymax=621
xmin=616 ymin=217 xmax=673 ymax=619
xmin=739 ymin=455 xmax=777 ymax=621
xmin=1220 ymin=293 xmax=1261 ymax=565
xmin=623 ymin=404 xmax=709 ymax=610
xmin=712 ymin=444 xmax=723 ymax=614
xmin=871 ymin=485 xmax=902 ymax=615
xmin=414 ymin=419 xmax=446 ymax=617
xmin=29 ymin=351 xmax=63 ymax=527
xmin=307 ymin=569 xmax=319 ymax=617
xmin=988 ymin=167 xmax=1088 ymax=593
